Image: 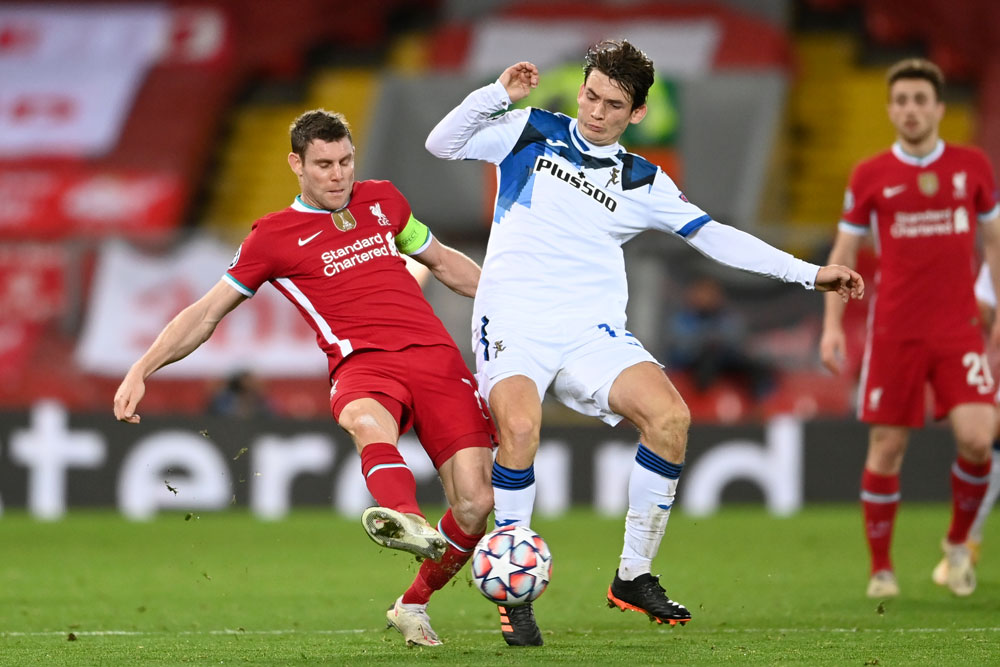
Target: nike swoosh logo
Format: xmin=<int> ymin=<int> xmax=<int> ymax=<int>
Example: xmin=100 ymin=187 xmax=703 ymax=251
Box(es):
xmin=546 ymin=138 xmax=569 ymax=148
xmin=883 ymin=185 xmax=906 ymax=198
xmin=298 ymin=231 xmax=323 ymax=246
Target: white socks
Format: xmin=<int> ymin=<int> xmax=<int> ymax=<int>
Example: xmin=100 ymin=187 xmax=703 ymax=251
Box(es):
xmin=619 ymin=445 xmax=682 ymax=580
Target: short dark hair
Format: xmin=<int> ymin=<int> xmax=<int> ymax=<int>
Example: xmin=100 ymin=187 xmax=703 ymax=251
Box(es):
xmin=887 ymin=58 xmax=944 ymax=100
xmin=289 ymin=109 xmax=353 ymax=158
xmin=583 ymin=39 xmax=654 ymax=109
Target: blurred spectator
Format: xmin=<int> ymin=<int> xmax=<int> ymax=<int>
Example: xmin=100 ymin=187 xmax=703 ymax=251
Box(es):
xmin=664 ymin=277 xmax=776 ymax=400
xmin=207 ymin=370 xmax=275 ymax=418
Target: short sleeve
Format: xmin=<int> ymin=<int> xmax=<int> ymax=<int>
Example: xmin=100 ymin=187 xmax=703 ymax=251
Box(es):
xmin=974 ymin=150 xmax=999 ymax=221
xmin=223 ymin=223 xmax=275 ymax=296
xmin=839 ymin=164 xmax=871 ymax=234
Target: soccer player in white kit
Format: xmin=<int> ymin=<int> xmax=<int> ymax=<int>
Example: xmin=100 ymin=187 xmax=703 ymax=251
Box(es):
xmin=427 ymin=39 xmax=864 ymax=645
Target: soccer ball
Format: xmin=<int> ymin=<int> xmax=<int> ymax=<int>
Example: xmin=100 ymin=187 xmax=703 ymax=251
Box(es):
xmin=471 ymin=525 xmax=552 ymax=606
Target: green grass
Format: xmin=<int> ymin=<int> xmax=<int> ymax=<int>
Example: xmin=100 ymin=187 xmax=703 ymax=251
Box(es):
xmin=0 ymin=505 xmax=997 ymax=665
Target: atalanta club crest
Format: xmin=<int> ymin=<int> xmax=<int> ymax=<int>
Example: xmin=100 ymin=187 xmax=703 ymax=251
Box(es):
xmin=331 ymin=210 xmax=357 ymax=231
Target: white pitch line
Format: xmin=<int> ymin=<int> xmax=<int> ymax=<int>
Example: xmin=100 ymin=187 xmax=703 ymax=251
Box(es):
xmin=3 ymin=627 xmax=1000 ymax=638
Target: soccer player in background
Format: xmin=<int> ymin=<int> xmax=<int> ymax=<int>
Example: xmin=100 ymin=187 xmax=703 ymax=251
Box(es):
xmin=113 ymin=110 xmax=496 ymax=647
xmin=932 ymin=263 xmax=1000 ymax=582
xmin=427 ymin=39 xmax=864 ymax=646
xmin=820 ymin=58 xmax=1000 ymax=598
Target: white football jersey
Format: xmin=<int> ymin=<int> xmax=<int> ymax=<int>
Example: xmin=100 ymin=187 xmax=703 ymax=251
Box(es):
xmin=427 ymin=81 xmax=819 ymax=328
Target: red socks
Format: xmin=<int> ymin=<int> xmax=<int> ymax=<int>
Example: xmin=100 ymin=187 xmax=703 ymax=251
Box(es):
xmin=861 ymin=468 xmax=899 ymax=574
xmin=861 ymin=456 xmax=993 ymax=573
xmin=947 ymin=456 xmax=992 ymax=544
xmin=360 ymin=442 xmax=421 ymax=516
xmin=360 ymin=445 xmax=485 ymax=606
xmin=402 ymin=509 xmax=484 ymax=605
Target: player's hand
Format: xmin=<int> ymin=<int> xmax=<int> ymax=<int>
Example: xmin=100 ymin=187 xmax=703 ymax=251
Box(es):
xmin=113 ymin=373 xmax=145 ymax=424
xmin=499 ymin=62 xmax=539 ymax=104
xmin=815 ymin=265 xmax=865 ymax=302
xmin=819 ymin=327 xmax=847 ymax=375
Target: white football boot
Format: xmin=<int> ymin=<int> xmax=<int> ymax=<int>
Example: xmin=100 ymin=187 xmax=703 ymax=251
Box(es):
xmin=362 ymin=507 xmax=447 ymax=561
xmin=866 ymin=570 xmax=900 ymax=598
xmin=386 ymin=596 xmax=442 ymax=647
xmin=940 ymin=539 xmax=976 ymax=597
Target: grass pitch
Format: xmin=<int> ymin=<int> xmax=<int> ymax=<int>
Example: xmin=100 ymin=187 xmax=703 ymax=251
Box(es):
xmin=0 ymin=505 xmax=997 ymax=665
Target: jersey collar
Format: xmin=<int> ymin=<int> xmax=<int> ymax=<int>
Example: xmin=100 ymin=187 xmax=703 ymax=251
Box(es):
xmin=569 ymin=119 xmax=624 ymax=158
xmin=891 ymin=139 xmax=945 ymax=167
xmin=291 ymin=194 xmax=352 ymax=213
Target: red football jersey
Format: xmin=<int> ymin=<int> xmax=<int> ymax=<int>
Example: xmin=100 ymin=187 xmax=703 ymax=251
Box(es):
xmin=224 ymin=179 xmax=457 ymax=375
xmin=841 ymin=141 xmax=1000 ymax=339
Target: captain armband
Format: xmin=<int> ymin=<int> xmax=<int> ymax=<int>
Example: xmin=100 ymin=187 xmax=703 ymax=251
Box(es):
xmin=396 ymin=214 xmax=432 ymax=255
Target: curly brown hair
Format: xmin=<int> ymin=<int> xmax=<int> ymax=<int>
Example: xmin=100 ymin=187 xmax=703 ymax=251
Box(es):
xmin=583 ymin=39 xmax=655 ymax=110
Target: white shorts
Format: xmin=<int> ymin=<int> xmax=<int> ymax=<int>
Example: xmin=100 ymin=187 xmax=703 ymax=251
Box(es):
xmin=472 ymin=316 xmax=660 ymax=426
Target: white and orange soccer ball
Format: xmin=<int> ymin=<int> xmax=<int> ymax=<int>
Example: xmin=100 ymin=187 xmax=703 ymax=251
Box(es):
xmin=471 ymin=525 xmax=552 ymax=606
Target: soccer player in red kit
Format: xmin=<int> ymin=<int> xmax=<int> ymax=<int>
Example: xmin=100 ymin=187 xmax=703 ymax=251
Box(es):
xmin=113 ymin=109 xmax=496 ymax=646
xmin=821 ymin=59 xmax=1000 ymax=598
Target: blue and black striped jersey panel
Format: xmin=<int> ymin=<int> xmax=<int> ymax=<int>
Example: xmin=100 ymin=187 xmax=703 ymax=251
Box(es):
xmin=494 ymin=110 xmax=576 ymax=222
xmin=535 ymin=110 xmax=658 ymax=191
xmin=619 ymin=153 xmax=658 ymax=191
xmin=494 ymin=108 xmax=662 ymax=221
xmin=496 ymin=109 xmax=609 ymax=222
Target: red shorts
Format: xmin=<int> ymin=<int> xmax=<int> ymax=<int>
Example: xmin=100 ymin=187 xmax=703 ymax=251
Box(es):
xmin=858 ymin=334 xmax=995 ymax=426
xmin=330 ymin=344 xmax=496 ymax=468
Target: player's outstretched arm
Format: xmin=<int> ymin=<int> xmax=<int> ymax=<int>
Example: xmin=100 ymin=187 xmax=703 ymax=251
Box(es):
xmin=113 ymin=280 xmax=245 ymax=423
xmin=499 ymin=61 xmax=539 ymax=104
xmin=411 ymin=237 xmax=481 ymax=298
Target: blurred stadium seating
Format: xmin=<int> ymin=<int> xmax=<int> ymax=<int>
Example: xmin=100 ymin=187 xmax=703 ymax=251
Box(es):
xmin=0 ymin=0 xmax=994 ymax=423
xmin=0 ymin=0 xmax=434 ymax=416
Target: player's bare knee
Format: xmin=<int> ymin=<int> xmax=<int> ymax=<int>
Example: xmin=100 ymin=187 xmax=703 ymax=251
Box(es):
xmin=956 ymin=433 xmax=993 ymax=463
xmin=338 ymin=405 xmax=391 ymax=444
xmin=498 ymin=413 xmax=541 ymax=449
xmin=644 ymin=402 xmax=690 ymax=441
xmin=865 ymin=434 xmax=906 ymax=473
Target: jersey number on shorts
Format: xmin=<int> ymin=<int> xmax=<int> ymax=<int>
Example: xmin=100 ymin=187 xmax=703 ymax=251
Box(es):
xmin=962 ymin=352 xmax=995 ymax=395
xmin=597 ymin=323 xmax=643 ymax=347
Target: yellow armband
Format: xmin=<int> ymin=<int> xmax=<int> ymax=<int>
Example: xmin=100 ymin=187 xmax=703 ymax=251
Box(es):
xmin=396 ymin=214 xmax=432 ymax=255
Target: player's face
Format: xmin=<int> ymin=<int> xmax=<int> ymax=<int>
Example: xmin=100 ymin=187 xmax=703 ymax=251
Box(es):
xmin=576 ymin=71 xmax=647 ymax=146
xmin=288 ymin=137 xmax=356 ymax=211
xmin=887 ymin=79 xmax=943 ymax=148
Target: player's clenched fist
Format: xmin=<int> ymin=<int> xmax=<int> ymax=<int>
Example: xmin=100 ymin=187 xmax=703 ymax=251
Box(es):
xmin=815 ymin=265 xmax=865 ymax=302
xmin=499 ymin=62 xmax=539 ymax=104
